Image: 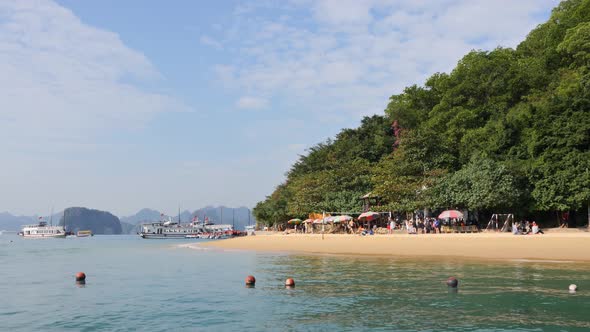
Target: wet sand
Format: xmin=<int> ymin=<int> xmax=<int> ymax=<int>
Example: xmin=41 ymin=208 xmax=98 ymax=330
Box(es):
xmin=196 ymin=231 xmax=590 ymax=262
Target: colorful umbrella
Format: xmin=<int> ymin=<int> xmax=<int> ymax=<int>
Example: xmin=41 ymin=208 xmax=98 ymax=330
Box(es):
xmin=312 ymin=219 xmax=323 ymax=224
xmin=323 ymin=216 xmax=336 ymax=223
xmin=333 ymin=215 xmax=353 ymax=223
xmin=288 ymin=218 xmax=302 ymax=224
xmin=303 ymin=218 xmax=314 ymax=224
xmin=358 ymin=212 xmax=380 ymax=221
xmin=438 ymin=210 xmax=463 ymax=219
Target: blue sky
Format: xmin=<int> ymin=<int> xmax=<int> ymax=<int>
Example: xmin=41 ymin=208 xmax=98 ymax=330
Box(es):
xmin=0 ymin=0 xmax=558 ymax=216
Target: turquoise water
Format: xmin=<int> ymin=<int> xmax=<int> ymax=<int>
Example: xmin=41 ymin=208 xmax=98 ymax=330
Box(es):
xmin=1 ymin=234 xmax=589 ymax=331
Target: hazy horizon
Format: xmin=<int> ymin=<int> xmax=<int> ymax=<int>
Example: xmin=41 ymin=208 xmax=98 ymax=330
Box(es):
xmin=0 ymin=0 xmax=558 ymax=216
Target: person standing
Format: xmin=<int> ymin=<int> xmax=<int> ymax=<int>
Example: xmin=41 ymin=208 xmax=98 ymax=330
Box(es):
xmin=389 ymin=219 xmax=395 ymax=234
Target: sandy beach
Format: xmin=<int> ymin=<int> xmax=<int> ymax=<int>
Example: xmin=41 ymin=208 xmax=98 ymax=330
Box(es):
xmin=198 ymin=230 xmax=590 ymax=262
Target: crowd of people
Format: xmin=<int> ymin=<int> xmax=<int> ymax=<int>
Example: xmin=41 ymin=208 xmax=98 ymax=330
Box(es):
xmin=512 ymin=220 xmax=544 ymax=235
xmin=285 ymin=214 xmax=547 ymax=236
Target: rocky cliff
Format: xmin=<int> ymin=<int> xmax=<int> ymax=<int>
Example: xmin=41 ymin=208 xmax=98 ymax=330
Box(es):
xmin=59 ymin=207 xmax=122 ymax=235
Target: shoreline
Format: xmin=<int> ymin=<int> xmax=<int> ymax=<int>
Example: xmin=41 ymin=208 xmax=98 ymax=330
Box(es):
xmin=195 ymin=231 xmax=590 ymax=262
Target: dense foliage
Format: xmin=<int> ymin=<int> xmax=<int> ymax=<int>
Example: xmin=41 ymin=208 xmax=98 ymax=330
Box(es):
xmin=254 ymin=0 xmax=590 ymax=227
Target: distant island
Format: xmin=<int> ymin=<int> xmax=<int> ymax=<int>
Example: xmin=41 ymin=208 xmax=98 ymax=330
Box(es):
xmin=0 ymin=206 xmax=256 ymax=234
xmin=60 ymin=207 xmax=122 ymax=235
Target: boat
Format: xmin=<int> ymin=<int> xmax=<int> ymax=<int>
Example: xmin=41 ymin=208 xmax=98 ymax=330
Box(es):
xmin=140 ymin=215 xmax=234 ymax=239
xmin=19 ymin=218 xmax=66 ymax=238
xmin=76 ymin=230 xmax=93 ymax=237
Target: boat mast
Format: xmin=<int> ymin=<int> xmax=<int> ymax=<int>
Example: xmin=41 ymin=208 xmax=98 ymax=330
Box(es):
xmin=220 ymin=207 xmax=223 ymax=225
xmin=49 ymin=206 xmax=54 ymax=226
xmin=178 ymin=206 xmax=181 ymax=225
xmin=232 ymin=208 xmax=235 ymax=229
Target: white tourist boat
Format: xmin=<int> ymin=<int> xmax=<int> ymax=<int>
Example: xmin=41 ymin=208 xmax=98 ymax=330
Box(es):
xmin=140 ymin=216 xmax=234 ymax=239
xmin=19 ymin=219 xmax=66 ymax=238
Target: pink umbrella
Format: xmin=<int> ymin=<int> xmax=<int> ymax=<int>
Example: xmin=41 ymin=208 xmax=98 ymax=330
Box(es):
xmin=333 ymin=215 xmax=353 ymax=223
xmin=358 ymin=212 xmax=380 ymax=221
xmin=438 ymin=210 xmax=464 ymax=219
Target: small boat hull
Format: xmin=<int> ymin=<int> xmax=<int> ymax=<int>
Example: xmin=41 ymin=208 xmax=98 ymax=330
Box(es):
xmin=20 ymin=233 xmax=66 ymax=239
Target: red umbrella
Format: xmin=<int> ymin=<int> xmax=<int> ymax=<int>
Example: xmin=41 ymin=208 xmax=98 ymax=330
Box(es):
xmin=438 ymin=210 xmax=464 ymax=219
xmin=358 ymin=212 xmax=379 ymax=221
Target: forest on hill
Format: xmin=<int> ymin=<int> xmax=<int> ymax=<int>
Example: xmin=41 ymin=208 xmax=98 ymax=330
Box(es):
xmin=253 ymin=0 xmax=590 ymax=227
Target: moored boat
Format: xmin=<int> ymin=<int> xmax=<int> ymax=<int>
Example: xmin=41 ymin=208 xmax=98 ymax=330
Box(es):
xmin=140 ymin=216 xmax=234 ymax=239
xmin=19 ymin=219 xmax=66 ymax=238
xmin=76 ymin=230 xmax=93 ymax=237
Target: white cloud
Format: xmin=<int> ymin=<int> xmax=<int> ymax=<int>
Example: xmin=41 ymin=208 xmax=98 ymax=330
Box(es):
xmin=0 ymin=0 xmax=190 ymax=151
xmin=200 ymin=35 xmax=223 ymax=49
xmin=212 ymin=0 xmax=559 ymax=122
xmin=236 ymin=96 xmax=269 ymax=110
xmin=311 ymin=0 xmax=374 ymax=25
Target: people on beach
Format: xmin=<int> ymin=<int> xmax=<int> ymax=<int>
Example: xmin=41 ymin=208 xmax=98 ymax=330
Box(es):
xmin=532 ymin=221 xmax=544 ymax=234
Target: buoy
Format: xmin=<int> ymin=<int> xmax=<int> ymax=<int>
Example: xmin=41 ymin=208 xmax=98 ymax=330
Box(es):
xmin=446 ymin=277 xmax=458 ymax=288
xmin=75 ymin=272 xmax=86 ymax=282
xmin=245 ymin=275 xmax=256 ymax=286
xmin=285 ymin=278 xmax=295 ymax=287
xmin=569 ymin=284 xmax=577 ymax=292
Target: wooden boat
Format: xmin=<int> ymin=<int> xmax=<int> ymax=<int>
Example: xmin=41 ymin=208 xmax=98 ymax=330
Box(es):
xmin=76 ymin=230 xmax=93 ymax=237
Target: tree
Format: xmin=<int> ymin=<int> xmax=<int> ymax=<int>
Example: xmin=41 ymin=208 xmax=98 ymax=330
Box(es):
xmin=429 ymin=158 xmax=527 ymax=213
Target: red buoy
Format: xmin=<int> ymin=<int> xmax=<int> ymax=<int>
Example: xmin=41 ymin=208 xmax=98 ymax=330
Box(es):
xmin=75 ymin=272 xmax=86 ymax=282
xmin=245 ymin=275 xmax=256 ymax=286
xmin=446 ymin=277 xmax=458 ymax=288
xmin=285 ymin=278 xmax=295 ymax=287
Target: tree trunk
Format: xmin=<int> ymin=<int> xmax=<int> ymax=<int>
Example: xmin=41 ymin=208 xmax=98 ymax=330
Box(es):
xmin=587 ymin=201 xmax=589 ymax=229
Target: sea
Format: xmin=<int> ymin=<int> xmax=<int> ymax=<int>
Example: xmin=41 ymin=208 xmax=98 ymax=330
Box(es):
xmin=0 ymin=234 xmax=589 ymax=332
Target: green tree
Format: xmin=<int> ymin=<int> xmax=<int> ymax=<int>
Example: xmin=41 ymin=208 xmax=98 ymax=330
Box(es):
xmin=429 ymin=158 xmax=527 ymax=213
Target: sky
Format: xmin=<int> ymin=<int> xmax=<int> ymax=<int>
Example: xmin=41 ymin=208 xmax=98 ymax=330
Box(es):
xmin=0 ymin=0 xmax=559 ymax=216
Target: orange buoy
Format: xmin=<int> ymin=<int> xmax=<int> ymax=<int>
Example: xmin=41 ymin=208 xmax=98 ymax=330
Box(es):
xmin=245 ymin=275 xmax=256 ymax=286
xmin=75 ymin=272 xmax=86 ymax=282
xmin=446 ymin=277 xmax=458 ymax=288
xmin=285 ymin=278 xmax=295 ymax=287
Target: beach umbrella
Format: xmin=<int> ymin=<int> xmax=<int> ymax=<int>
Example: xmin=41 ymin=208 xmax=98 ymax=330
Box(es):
xmin=322 ymin=216 xmax=336 ymax=223
xmin=438 ymin=210 xmax=463 ymax=219
xmin=288 ymin=218 xmax=302 ymax=224
xmin=303 ymin=218 xmax=313 ymax=224
xmin=358 ymin=211 xmax=380 ymax=221
xmin=312 ymin=219 xmax=323 ymax=224
xmin=333 ymin=215 xmax=353 ymax=223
